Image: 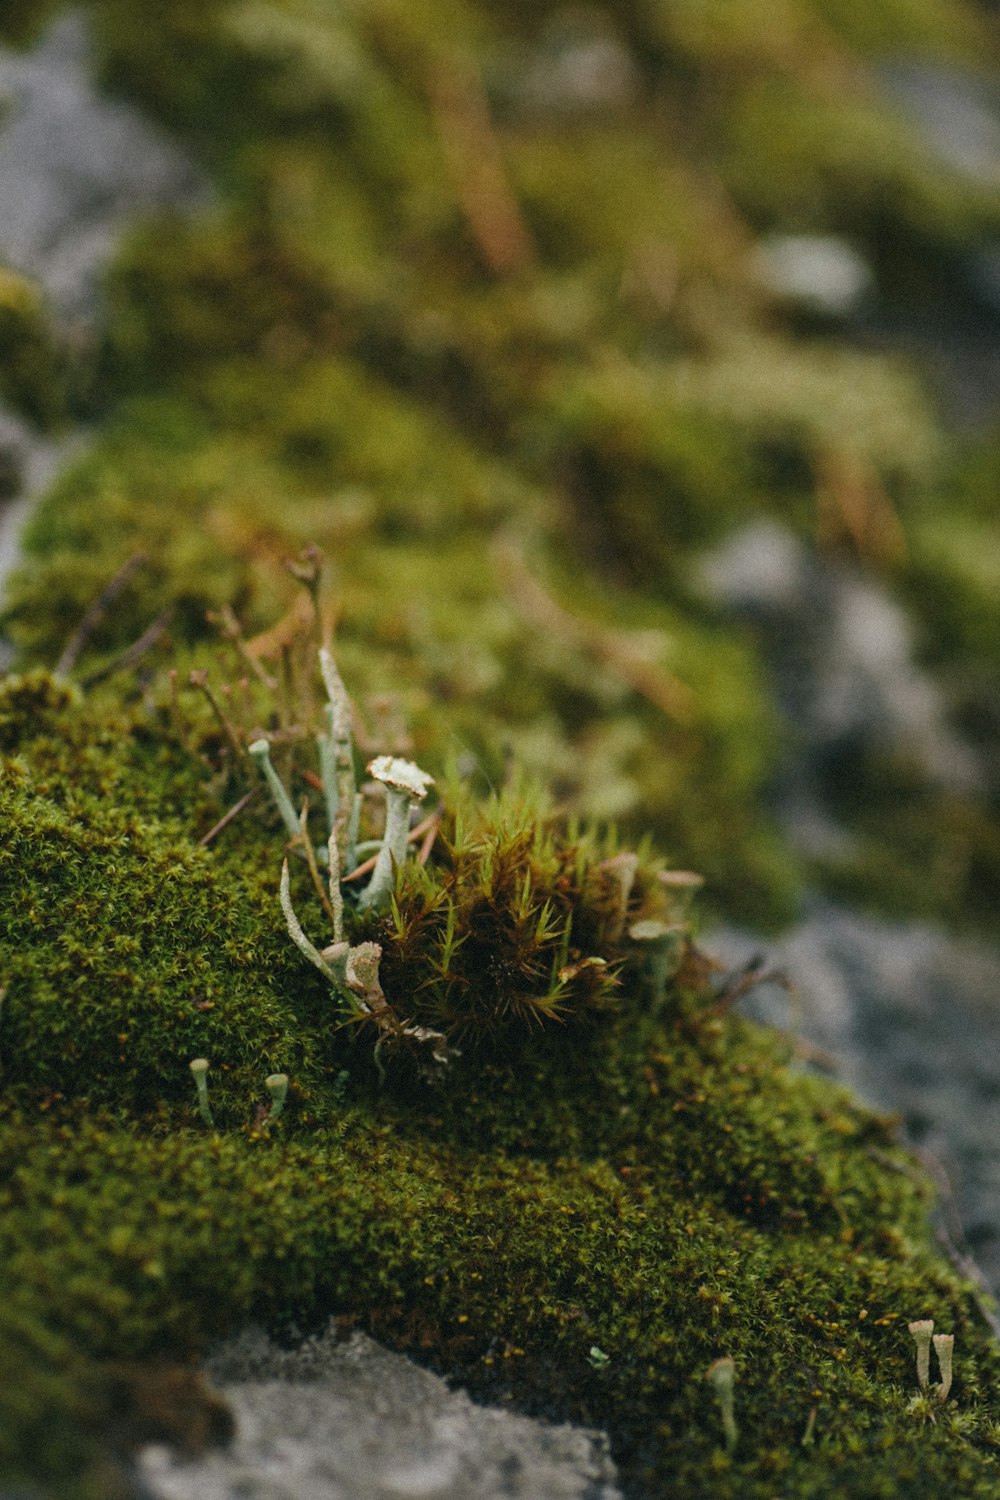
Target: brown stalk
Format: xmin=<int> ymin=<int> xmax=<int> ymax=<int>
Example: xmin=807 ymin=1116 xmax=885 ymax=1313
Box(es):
xmin=428 ymin=53 xmax=536 ymax=278
xmin=80 ymin=609 xmax=174 ymax=688
xmin=211 ymin=604 xmax=278 ymax=691
xmin=56 ymin=550 xmax=148 ymax=677
xmin=188 ymin=670 xmax=245 ymax=760
xmin=495 ymin=537 xmax=694 ymax=721
xmin=296 ymin=800 xmax=340 ymax=931
xmin=198 ymin=787 xmax=259 ymax=847
xmin=815 ymin=447 xmax=907 ymax=568
xmin=417 ymin=814 xmax=441 ymax=865
xmin=707 ymin=957 xmax=793 ymax=1016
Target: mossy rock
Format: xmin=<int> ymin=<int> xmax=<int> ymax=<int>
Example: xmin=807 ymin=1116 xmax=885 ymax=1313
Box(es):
xmin=3 ymin=5 xmax=1000 ymax=1493
xmin=1 ymin=673 xmax=1000 ymax=1497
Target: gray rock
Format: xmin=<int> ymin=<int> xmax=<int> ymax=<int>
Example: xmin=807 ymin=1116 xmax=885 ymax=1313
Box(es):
xmin=138 ymin=1327 xmax=622 ymax=1500
xmin=700 ymin=520 xmax=983 ymax=812
xmin=709 ymin=909 xmax=1000 ymax=1288
xmin=0 ymin=409 xmax=74 ymax=671
xmin=880 ymin=62 xmax=1000 ymax=187
xmin=751 ymin=235 xmax=874 ymax=318
xmin=0 ymin=8 xmax=203 ymax=325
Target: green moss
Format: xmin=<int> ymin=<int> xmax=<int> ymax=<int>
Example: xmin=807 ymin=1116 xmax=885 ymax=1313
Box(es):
xmin=0 ymin=0 xmax=65 ymax=49
xmin=0 ymin=266 xmax=70 ymax=429
xmin=0 ymin=666 xmax=997 ymax=1496
xmin=7 ymin=1092 xmax=1000 ymax=1500
xmin=3 ymin=4 xmax=1000 ymax=1490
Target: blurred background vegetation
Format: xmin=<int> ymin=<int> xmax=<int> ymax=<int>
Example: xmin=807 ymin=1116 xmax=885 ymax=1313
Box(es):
xmin=0 ymin=0 xmax=998 ymax=932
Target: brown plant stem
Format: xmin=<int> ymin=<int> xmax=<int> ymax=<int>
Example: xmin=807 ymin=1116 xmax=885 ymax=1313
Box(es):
xmin=56 ymin=550 xmax=148 ymax=677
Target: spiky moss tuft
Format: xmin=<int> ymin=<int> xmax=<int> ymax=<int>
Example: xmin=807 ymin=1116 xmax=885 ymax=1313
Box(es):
xmin=356 ymin=780 xmax=687 ymax=1048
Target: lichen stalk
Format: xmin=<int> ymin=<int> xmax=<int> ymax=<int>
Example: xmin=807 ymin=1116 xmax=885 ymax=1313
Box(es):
xmin=265 ymin=1073 xmax=288 ymax=1121
xmin=909 ymin=1320 xmax=934 ymax=1392
xmin=318 ymin=649 xmax=357 ymax=865
xmin=279 ymin=858 xmax=339 ymax=983
xmin=934 ymin=1333 xmax=955 ymax=1402
xmin=359 ymin=790 xmax=411 ymax=912
xmin=249 ymin=738 xmax=301 ymax=842
xmin=705 ymin=1356 xmax=738 ymax=1454
xmin=188 ymin=1058 xmax=213 ymax=1129
xmin=316 ymin=730 xmax=339 ymax=839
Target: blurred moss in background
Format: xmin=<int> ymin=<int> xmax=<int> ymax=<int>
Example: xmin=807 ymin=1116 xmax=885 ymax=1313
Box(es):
xmin=1 ymin=0 xmax=998 ymax=932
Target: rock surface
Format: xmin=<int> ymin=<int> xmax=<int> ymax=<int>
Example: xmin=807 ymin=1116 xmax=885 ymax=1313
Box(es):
xmin=710 ymin=908 xmax=1000 ymax=1292
xmin=0 ymin=8 xmax=200 ymax=325
xmin=138 ymin=1328 xmax=622 ymax=1500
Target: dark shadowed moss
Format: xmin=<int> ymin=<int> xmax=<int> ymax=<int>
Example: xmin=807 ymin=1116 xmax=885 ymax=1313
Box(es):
xmin=0 ymin=267 xmax=72 ymax=430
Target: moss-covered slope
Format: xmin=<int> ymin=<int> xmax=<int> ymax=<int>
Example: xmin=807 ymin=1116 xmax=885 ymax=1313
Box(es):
xmin=1 ymin=674 xmax=1000 ymax=1498
xmin=1 ymin=4 xmax=1000 ymax=1496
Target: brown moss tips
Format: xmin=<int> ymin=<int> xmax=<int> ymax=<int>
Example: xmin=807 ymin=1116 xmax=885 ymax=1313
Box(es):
xmin=362 ymin=777 xmax=698 ymax=1054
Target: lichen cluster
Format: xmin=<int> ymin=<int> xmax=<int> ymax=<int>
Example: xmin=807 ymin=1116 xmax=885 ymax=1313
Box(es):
xmin=2 ymin=2 xmax=1000 ymax=1496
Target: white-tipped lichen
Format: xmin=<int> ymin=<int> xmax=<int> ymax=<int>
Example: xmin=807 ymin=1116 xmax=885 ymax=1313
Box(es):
xmin=265 ymin=1073 xmax=289 ymax=1120
xmin=705 ymin=1356 xmax=738 ymax=1454
xmin=366 ymin=756 xmax=436 ymax=800
xmin=909 ymin=1319 xmax=934 ymax=1392
xmin=933 ymin=1333 xmax=955 ymax=1402
xmin=189 ymin=1057 xmax=214 ymax=1128
xmin=358 ymin=756 xmax=435 ymax=913
xmin=249 ymin=738 xmax=301 ymax=841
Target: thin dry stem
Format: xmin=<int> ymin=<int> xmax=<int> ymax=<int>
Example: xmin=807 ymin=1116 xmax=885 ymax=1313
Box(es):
xmin=428 ymin=52 xmax=536 ymax=278
xmin=56 ymin=550 xmax=148 ymax=677
xmin=496 ymin=537 xmax=694 ymax=721
xmin=189 ymin=670 xmax=245 ymax=760
xmin=80 ymin=609 xmax=174 ymax=688
xmin=198 ymin=787 xmax=259 ymax=847
xmin=297 ymin=800 xmax=340 ymax=931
